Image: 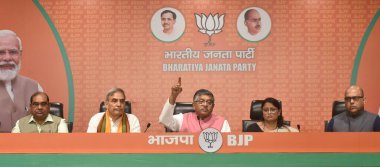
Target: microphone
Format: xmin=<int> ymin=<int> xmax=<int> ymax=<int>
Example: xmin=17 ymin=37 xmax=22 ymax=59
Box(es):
xmin=297 ymin=124 xmax=301 ymax=132
xmin=197 ymin=116 xmax=203 ymax=130
xmin=144 ymin=123 xmax=151 ymax=133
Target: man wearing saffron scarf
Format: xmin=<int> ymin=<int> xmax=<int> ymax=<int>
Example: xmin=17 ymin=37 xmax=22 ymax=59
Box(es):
xmin=87 ymin=88 xmax=141 ymax=133
xmin=159 ymin=77 xmax=231 ymax=132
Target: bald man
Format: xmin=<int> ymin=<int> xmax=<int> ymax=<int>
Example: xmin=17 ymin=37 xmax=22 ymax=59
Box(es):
xmin=327 ymin=85 xmax=380 ymax=132
xmin=244 ymin=9 xmax=261 ymax=35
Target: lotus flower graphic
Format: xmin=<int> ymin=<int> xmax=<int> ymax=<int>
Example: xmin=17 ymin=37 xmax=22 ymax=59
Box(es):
xmin=195 ymin=13 xmax=225 ymax=46
xmin=203 ymin=132 xmax=218 ymax=148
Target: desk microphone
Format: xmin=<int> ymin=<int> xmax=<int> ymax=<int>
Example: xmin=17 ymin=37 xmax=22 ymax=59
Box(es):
xmin=144 ymin=123 xmax=151 ymax=133
xmin=197 ymin=116 xmax=203 ymax=130
xmin=297 ymin=124 xmax=301 ymax=132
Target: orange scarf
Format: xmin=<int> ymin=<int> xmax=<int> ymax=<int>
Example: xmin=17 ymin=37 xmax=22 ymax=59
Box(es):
xmin=97 ymin=110 xmax=130 ymax=133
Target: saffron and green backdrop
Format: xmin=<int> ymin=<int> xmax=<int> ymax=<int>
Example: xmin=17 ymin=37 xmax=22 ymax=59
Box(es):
xmin=0 ymin=0 xmax=379 ymax=133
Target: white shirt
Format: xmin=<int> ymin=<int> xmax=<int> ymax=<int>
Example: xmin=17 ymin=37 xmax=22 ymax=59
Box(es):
xmin=4 ymin=80 xmax=43 ymax=102
xmin=159 ymin=99 xmax=231 ymax=132
xmin=11 ymin=114 xmax=68 ymax=133
xmin=156 ymin=28 xmax=182 ymax=42
xmin=87 ymin=112 xmax=141 ymax=133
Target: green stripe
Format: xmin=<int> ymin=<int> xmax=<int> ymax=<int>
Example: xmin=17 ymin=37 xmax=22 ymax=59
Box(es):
xmin=1 ymin=153 xmax=380 ymax=167
xmin=32 ymin=0 xmax=75 ymax=123
xmin=351 ymin=9 xmax=380 ymax=85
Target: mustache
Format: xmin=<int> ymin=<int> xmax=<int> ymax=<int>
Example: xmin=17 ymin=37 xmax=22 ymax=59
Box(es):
xmin=0 ymin=61 xmax=17 ymax=66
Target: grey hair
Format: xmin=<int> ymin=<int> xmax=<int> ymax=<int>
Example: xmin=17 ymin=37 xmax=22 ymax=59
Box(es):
xmin=105 ymin=87 xmax=125 ymax=102
xmin=0 ymin=30 xmax=22 ymax=51
xmin=193 ymin=89 xmax=215 ymax=102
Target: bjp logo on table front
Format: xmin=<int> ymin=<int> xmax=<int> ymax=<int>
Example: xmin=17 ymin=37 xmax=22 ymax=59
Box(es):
xmin=198 ymin=128 xmax=223 ymax=153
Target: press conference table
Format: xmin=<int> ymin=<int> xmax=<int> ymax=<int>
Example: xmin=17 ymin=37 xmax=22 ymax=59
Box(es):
xmin=1 ymin=133 xmax=380 ymax=166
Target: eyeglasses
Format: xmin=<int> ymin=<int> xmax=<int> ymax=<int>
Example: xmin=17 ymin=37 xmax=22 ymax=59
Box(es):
xmin=31 ymin=102 xmax=49 ymax=107
xmin=344 ymin=96 xmax=363 ymax=102
xmin=194 ymin=100 xmax=214 ymax=106
xmin=0 ymin=49 xmax=21 ymax=57
xmin=109 ymin=98 xmax=125 ymax=104
xmin=263 ymin=108 xmax=278 ymax=114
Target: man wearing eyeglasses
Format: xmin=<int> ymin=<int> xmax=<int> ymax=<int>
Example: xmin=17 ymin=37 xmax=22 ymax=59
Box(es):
xmin=159 ymin=77 xmax=231 ymax=132
xmin=327 ymin=85 xmax=380 ymax=132
xmin=11 ymin=92 xmax=68 ymax=133
xmin=0 ymin=30 xmax=43 ymax=132
xmin=87 ymin=87 xmax=141 ymax=133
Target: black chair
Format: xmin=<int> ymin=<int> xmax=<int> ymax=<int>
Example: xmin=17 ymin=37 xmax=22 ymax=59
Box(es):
xmin=324 ymin=100 xmax=346 ymax=131
xmin=99 ymin=101 xmax=132 ymax=114
xmin=242 ymin=120 xmax=256 ymax=132
xmin=165 ymin=102 xmax=195 ymax=132
xmin=49 ymin=102 xmax=63 ymax=118
xmin=242 ymin=100 xmax=292 ymax=132
xmin=332 ymin=100 xmax=346 ymax=117
xmin=174 ymin=102 xmax=194 ymax=115
xmin=49 ymin=102 xmax=73 ymax=133
xmin=242 ymin=100 xmax=266 ymax=132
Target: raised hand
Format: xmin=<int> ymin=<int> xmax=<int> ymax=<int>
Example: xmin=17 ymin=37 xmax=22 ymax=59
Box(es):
xmin=169 ymin=77 xmax=182 ymax=105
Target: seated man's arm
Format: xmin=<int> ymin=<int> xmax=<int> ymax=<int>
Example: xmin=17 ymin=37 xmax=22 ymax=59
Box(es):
xmin=326 ymin=119 xmax=334 ymax=132
xmin=373 ymin=116 xmax=380 ymax=132
xmin=11 ymin=120 xmax=21 ymax=133
xmin=159 ymin=77 xmax=183 ymax=132
xmin=128 ymin=114 xmax=141 ymax=133
xmin=221 ymin=120 xmax=231 ymax=132
xmin=87 ymin=113 xmax=102 ymax=133
xmin=58 ymin=119 xmax=69 ymax=133
xmin=159 ymin=99 xmax=182 ymax=131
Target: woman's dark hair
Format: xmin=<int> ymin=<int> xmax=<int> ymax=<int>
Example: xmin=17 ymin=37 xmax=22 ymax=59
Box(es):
xmin=262 ymin=97 xmax=284 ymax=128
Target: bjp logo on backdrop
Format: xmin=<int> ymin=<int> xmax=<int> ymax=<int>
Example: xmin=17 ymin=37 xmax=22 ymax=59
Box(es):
xmin=194 ymin=13 xmax=225 ymax=46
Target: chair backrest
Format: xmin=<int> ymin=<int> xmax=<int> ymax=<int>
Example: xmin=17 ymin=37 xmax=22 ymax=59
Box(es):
xmin=243 ymin=99 xmax=292 ymax=132
xmin=332 ymin=100 xmax=346 ymax=117
xmin=49 ymin=102 xmax=64 ymax=118
xmin=49 ymin=102 xmax=73 ymax=133
xmin=324 ymin=100 xmax=346 ymax=132
xmin=242 ymin=120 xmax=256 ymax=132
xmin=165 ymin=102 xmax=195 ymax=132
xmin=174 ymin=102 xmax=195 ymax=115
xmin=99 ymin=101 xmax=132 ymax=114
xmin=250 ymin=100 xmax=282 ymax=120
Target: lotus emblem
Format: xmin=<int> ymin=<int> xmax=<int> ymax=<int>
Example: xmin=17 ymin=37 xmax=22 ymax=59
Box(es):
xmin=195 ymin=13 xmax=225 ymax=46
